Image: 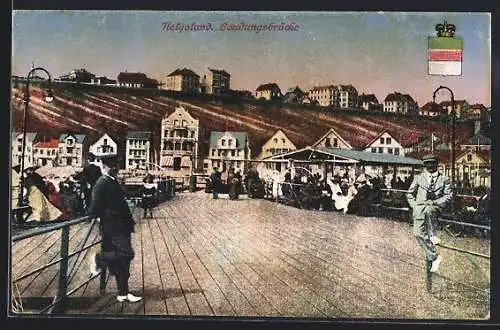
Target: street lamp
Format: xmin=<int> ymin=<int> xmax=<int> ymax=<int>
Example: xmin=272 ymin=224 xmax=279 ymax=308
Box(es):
xmin=16 ymin=67 xmax=54 ymax=223
xmin=432 ymin=85 xmax=455 ymax=212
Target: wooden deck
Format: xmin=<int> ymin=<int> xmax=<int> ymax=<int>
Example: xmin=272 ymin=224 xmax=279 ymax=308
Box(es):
xmin=11 ymin=192 xmax=490 ymax=319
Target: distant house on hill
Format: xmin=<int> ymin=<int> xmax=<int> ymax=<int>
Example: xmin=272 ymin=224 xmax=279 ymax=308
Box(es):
xmin=466 ymin=103 xmax=487 ymax=121
xmin=364 ymin=130 xmax=404 ymax=156
xmin=255 ymin=83 xmax=282 ymax=100
xmin=308 ymin=85 xmax=338 ymax=107
xmin=338 ymin=84 xmax=358 ymax=108
xmin=165 ymin=68 xmax=200 ymax=94
xmin=11 ymin=132 xmax=38 ymax=168
xmin=58 ymin=133 xmax=87 ymax=168
xmin=257 ymin=129 xmax=297 ymax=160
xmin=117 ymin=72 xmax=159 ymax=89
xmin=88 ymin=133 xmax=118 ymax=166
xmin=358 ymin=94 xmax=380 ymax=111
xmin=312 ymin=128 xmax=353 ymax=150
xmin=419 ymin=101 xmax=442 ymax=117
xmin=59 ymin=68 xmax=96 ymax=83
xmin=383 ymin=92 xmax=418 ymax=115
xmin=126 ymin=131 xmax=152 ymax=170
xmin=460 ymin=122 xmax=491 ymax=151
xmin=160 ymin=106 xmax=200 ymax=175
xmin=283 ymin=86 xmax=306 ymax=103
xmin=201 ymin=68 xmax=230 ymax=95
xmin=439 ymin=100 xmax=469 ymax=119
xmin=91 ymin=76 xmax=117 ymax=86
xmin=33 ymin=139 xmax=59 ymax=167
xmin=204 ymin=131 xmax=251 ymax=174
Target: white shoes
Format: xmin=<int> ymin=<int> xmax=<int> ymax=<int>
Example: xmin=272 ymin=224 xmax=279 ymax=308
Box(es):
xmin=430 ymin=236 xmax=441 ymax=245
xmin=89 ymin=253 xmax=100 ymax=277
xmin=117 ymin=293 xmax=143 ymax=303
xmin=430 ymin=255 xmax=443 ymax=273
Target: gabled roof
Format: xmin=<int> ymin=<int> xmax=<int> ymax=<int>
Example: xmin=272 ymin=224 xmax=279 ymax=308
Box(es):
xmin=312 ymin=128 xmax=353 ymax=149
xmin=384 ymin=92 xmax=416 ymax=103
xmin=309 ymin=85 xmax=335 ymax=91
xmin=256 ymin=83 xmax=281 ymax=92
xmin=420 ymin=101 xmax=442 ymax=113
xmin=167 ymin=68 xmax=200 ymax=77
xmin=117 ymin=72 xmax=149 ymax=83
xmin=209 ymin=131 xmax=248 ymax=150
xmin=34 ymin=139 xmax=59 ymax=148
xmin=59 ymin=133 xmax=86 ymax=143
xmin=264 ymin=129 xmax=297 ymax=148
xmin=12 ymin=132 xmax=38 ymax=142
xmin=363 ymin=130 xmax=399 ymax=148
xmin=126 ymin=131 xmax=151 ymax=140
xmin=358 ymin=94 xmax=378 ymax=104
xmin=208 ymin=67 xmax=230 ymax=75
xmin=338 ymin=84 xmax=357 ymax=93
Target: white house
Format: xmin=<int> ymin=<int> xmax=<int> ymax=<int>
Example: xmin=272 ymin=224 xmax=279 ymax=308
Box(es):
xmin=204 ymin=131 xmax=251 ymax=174
xmin=312 ymin=128 xmax=353 ymax=150
xmin=89 ymin=133 xmax=118 ymax=167
xmin=364 ymin=131 xmax=404 ymax=156
xmin=33 ymin=138 xmax=59 ymax=167
xmin=125 ymin=131 xmax=151 ymax=170
xmin=11 ymin=132 xmax=38 ymax=168
xmin=160 ymin=106 xmax=200 ymax=175
xmin=257 ymin=129 xmax=297 ymax=160
xmin=58 ymin=133 xmax=87 ymax=168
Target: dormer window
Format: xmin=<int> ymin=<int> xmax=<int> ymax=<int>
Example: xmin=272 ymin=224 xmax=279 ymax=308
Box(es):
xmin=67 ymin=139 xmax=74 ymax=146
xmin=221 ymin=139 xmax=226 ymax=146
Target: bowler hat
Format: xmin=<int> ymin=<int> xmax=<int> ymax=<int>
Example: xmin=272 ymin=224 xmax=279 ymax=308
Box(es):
xmin=100 ymin=154 xmax=119 ymax=167
xmin=422 ymin=154 xmax=438 ymax=163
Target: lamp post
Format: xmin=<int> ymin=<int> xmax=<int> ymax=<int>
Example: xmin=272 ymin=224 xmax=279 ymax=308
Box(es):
xmin=16 ymin=67 xmax=54 ymax=223
xmin=433 ymin=85 xmax=455 ymax=212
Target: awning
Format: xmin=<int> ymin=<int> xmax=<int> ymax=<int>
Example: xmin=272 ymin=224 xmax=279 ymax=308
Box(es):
xmin=160 ymin=156 xmax=173 ymax=167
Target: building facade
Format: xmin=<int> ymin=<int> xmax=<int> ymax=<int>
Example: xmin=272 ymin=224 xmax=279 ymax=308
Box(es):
xmin=358 ymin=94 xmax=379 ymax=111
xmin=58 ymin=133 xmax=87 ymax=168
xmin=58 ymin=68 xmax=96 ymax=83
xmin=312 ymin=128 xmax=353 ymax=150
xmin=202 ymin=68 xmax=230 ymax=95
xmin=204 ymin=131 xmax=251 ymax=174
xmin=89 ymin=133 xmax=118 ymax=167
xmin=364 ymin=131 xmax=404 ymax=156
xmin=439 ymin=100 xmax=469 ymax=119
xmin=165 ymin=68 xmax=200 ymax=94
xmin=33 ymin=139 xmax=59 ymax=167
xmin=125 ymin=131 xmax=151 ymax=170
xmin=255 ymin=83 xmax=282 ymax=100
xmin=160 ymin=106 xmax=200 ymax=175
xmin=308 ymin=85 xmax=339 ymax=107
xmin=383 ymin=92 xmax=418 ymax=114
xmin=11 ymin=132 xmax=38 ymax=168
xmin=338 ymin=85 xmax=358 ymax=108
xmin=257 ymin=129 xmax=297 ymax=160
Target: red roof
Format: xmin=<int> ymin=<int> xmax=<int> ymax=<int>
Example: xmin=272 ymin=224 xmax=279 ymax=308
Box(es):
xmin=34 ymin=139 xmax=59 ymax=148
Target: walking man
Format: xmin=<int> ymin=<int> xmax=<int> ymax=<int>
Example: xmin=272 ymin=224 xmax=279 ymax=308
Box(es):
xmin=88 ymin=155 xmax=142 ymax=303
xmin=210 ymin=167 xmax=221 ymax=199
xmin=406 ymin=154 xmax=452 ymax=273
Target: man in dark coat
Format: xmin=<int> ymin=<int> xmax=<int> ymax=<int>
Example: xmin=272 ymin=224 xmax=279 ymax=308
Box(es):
xmin=88 ymin=155 xmax=142 ymax=303
xmin=209 ymin=167 xmax=221 ymax=199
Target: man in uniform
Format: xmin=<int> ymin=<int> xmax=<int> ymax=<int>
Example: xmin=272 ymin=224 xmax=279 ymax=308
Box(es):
xmin=406 ymin=154 xmax=452 ymax=273
xmin=88 ymin=155 xmax=142 ymax=303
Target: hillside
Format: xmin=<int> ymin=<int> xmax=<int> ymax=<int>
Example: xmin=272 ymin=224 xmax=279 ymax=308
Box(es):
xmin=10 ymin=81 xmax=473 ymax=162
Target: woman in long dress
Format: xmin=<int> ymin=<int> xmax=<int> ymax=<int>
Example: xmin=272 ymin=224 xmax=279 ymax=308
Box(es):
xmin=328 ymin=178 xmax=358 ymax=214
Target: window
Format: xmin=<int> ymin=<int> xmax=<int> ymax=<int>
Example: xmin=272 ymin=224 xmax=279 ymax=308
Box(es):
xmin=467 ymin=154 xmax=472 ymax=162
xmin=228 ymin=139 xmax=233 ymax=147
xmin=394 ymin=148 xmax=400 ymax=155
xmin=282 ymin=138 xmax=286 ymax=144
xmin=378 ymin=147 xmax=383 ymax=153
xmin=174 ymin=120 xmax=179 ymax=126
xmin=388 ymin=148 xmax=393 ymax=154
xmin=325 ymin=138 xmax=331 ymax=147
xmin=164 ymin=130 xmax=168 ymax=138
xmin=380 ymin=138 xmax=384 ymax=144
xmin=371 ymin=147 xmax=376 ymax=153
xmin=182 ymin=120 xmax=187 ymax=126
xmin=221 ymin=139 xmax=226 ymax=146
xmin=273 ymin=138 xmax=278 ymax=143
xmin=191 ymin=131 xmax=195 ymax=138
xmin=333 ymin=138 xmax=339 ymax=148
xmin=103 ymin=138 xmax=108 ymax=145
xmin=212 ymin=150 xmax=216 ymax=156
xmin=231 ymin=150 xmax=236 ymax=157
xmin=67 ymin=147 xmax=74 ymax=154
xmin=386 ymin=137 xmax=392 ymax=144
xmin=40 ymin=149 xmax=44 ymax=155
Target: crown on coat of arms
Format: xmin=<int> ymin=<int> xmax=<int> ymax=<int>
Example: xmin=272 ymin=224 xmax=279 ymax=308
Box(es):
xmin=435 ymin=20 xmax=456 ymax=38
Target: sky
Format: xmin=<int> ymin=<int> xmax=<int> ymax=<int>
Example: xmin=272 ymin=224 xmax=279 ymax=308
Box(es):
xmin=11 ymin=11 xmax=491 ymax=107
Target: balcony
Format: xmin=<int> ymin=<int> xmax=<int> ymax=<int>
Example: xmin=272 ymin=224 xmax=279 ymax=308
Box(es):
xmin=161 ymin=150 xmax=193 ymax=156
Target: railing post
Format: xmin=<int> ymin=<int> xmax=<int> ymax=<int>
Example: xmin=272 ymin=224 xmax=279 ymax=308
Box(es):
xmin=99 ymin=237 xmax=107 ymax=295
xmin=51 ymin=226 xmax=70 ymax=313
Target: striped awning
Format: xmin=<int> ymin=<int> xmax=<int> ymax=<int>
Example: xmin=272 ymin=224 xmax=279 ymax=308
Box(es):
xmin=160 ymin=156 xmax=173 ymax=167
